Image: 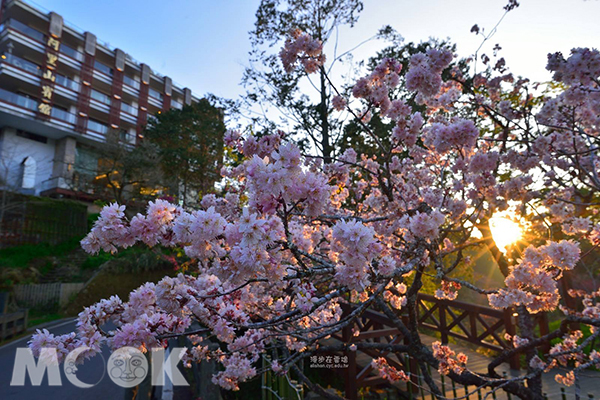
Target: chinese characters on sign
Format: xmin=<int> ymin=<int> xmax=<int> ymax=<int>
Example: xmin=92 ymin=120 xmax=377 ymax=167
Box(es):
xmin=38 ymin=36 xmax=60 ymax=118
xmin=309 ymin=354 xmax=349 ymax=369
xmin=47 ymin=37 xmax=60 ymax=52
xmin=38 ymin=103 xmax=51 ymax=116
xmin=42 ymin=85 xmax=53 ymax=100
xmin=42 ymin=69 xmax=56 ymax=82
xmin=47 ymin=52 xmax=59 ymax=67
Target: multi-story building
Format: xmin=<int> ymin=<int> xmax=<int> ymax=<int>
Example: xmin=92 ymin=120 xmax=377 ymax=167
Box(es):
xmin=0 ymin=0 xmax=199 ymax=198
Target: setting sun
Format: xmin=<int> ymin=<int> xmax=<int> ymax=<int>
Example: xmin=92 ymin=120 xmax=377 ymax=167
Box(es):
xmin=489 ymin=213 xmax=524 ymax=253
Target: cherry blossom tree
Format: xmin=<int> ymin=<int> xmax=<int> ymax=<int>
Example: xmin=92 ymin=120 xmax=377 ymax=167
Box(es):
xmin=28 ymin=24 xmax=600 ymax=400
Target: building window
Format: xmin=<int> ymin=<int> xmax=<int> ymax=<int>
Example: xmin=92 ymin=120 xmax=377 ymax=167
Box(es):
xmin=16 ymin=130 xmax=47 ymax=144
xmin=120 ymin=102 xmax=138 ymax=116
xmin=149 ymin=88 xmax=163 ymax=101
xmin=60 ymin=44 xmax=83 ymax=61
xmin=88 ymin=119 xmax=108 ymax=134
xmin=74 ymin=146 xmax=98 ymax=181
xmin=7 ymin=19 xmax=45 ymax=42
xmin=91 ymin=89 xmax=111 ymax=105
xmin=56 ymin=73 xmax=80 ymax=91
xmin=50 ymin=106 xmax=77 ymax=124
xmin=119 ymin=129 xmax=135 ymax=144
xmin=123 ymin=75 xmax=140 ymax=90
xmin=94 ymin=60 xmax=113 ymax=76
xmin=3 ymin=53 xmax=41 ymax=75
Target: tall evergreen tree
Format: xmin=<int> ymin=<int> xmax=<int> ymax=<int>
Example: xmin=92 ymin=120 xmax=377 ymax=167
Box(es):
xmin=144 ymin=99 xmax=225 ymax=205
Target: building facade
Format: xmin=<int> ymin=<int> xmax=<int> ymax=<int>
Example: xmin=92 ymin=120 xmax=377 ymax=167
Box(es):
xmin=0 ymin=0 xmax=198 ymax=198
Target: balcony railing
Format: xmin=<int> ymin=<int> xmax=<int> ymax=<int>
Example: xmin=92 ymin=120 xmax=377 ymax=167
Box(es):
xmin=0 ymin=87 xmax=77 ymax=125
xmin=87 ymin=119 xmax=108 ymax=134
xmin=0 ymin=87 xmax=37 ymax=111
xmin=1 ymin=53 xmax=41 ymax=76
xmin=2 ymin=54 xmax=79 ymax=92
xmin=50 ymin=107 xmax=76 ymax=124
xmin=123 ymin=75 xmax=140 ymax=90
xmin=55 ymin=73 xmax=80 ymax=91
xmin=3 ymin=19 xmax=45 ymax=42
xmin=1 ymin=19 xmax=85 ymax=65
xmin=120 ymin=102 xmax=138 ymax=116
xmin=172 ymin=100 xmax=183 ymax=110
xmin=90 ymin=89 xmax=111 ymax=105
xmin=149 ymin=87 xmax=163 ymax=101
xmin=93 ymin=60 xmax=113 ymax=77
xmin=60 ymin=44 xmax=83 ymax=62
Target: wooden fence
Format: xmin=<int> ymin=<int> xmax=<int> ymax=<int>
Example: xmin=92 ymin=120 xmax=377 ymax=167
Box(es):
xmin=13 ymin=282 xmax=85 ymax=307
xmin=0 ymin=196 xmax=88 ymax=248
xmin=415 ymin=294 xmax=550 ymax=369
xmin=0 ymin=309 xmax=27 ymax=340
xmin=329 ymin=294 xmax=551 ymax=400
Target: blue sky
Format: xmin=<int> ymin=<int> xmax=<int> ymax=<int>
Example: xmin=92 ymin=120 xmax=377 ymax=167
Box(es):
xmin=28 ymin=0 xmax=600 ymax=102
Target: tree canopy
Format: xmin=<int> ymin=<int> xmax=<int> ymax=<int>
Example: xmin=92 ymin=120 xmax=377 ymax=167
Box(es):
xmin=144 ymin=99 xmax=226 ymax=205
xmin=30 ymin=4 xmax=600 ymax=400
xmin=89 ymin=130 xmax=163 ymax=205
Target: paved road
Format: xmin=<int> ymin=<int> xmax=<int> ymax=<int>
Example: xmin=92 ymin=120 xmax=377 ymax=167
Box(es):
xmin=0 ymin=318 xmax=126 ymax=400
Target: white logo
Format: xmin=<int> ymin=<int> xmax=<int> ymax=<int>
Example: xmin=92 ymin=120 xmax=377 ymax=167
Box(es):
xmin=108 ymin=347 xmax=148 ymax=388
xmin=64 ymin=346 xmax=106 ymax=388
xmin=11 ymin=346 xmax=189 ymax=388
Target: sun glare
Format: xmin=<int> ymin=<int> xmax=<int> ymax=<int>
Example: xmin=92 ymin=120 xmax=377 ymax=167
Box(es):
xmin=489 ymin=213 xmax=523 ymax=253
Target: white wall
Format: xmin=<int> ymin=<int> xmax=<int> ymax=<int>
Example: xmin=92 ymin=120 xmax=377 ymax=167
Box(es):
xmin=0 ymin=127 xmax=56 ymax=195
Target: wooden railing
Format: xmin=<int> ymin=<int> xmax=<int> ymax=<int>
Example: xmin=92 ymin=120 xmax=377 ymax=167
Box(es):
xmin=332 ymin=303 xmax=413 ymax=399
xmin=0 ymin=309 xmax=28 ymax=341
xmin=328 ymin=294 xmax=551 ymax=400
xmin=416 ymin=294 xmax=550 ymax=369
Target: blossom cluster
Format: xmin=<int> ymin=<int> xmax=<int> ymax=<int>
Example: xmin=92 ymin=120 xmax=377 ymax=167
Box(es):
xmin=488 ymin=241 xmax=581 ymax=313
xmin=279 ymin=29 xmax=325 ymax=73
xmin=423 ymin=119 xmax=479 ymax=154
xmin=331 ymin=219 xmax=379 ymax=290
xmin=406 ymin=210 xmax=446 ymax=239
xmin=434 ymin=280 xmax=461 ymax=301
xmin=538 ymin=48 xmax=599 ymax=157
xmin=29 ymin=329 xmax=81 ymax=364
xmin=562 ymin=289 xmax=600 ymax=335
xmin=383 ymin=281 xmax=407 ymax=310
xmin=371 ymin=357 xmax=410 ymax=383
xmin=351 ymin=58 xmax=402 ymax=115
xmin=547 ymin=47 xmax=600 ymax=86
xmin=431 ymin=341 xmax=468 ymax=376
xmin=235 ymin=140 xmax=334 ymax=217
xmin=405 ymin=48 xmax=453 ymax=100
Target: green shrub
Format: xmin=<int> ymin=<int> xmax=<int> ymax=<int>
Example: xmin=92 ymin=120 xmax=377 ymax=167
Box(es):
xmin=87 ymin=213 xmax=100 ymax=230
xmin=0 ymin=236 xmax=82 ymax=269
xmin=81 ymin=253 xmax=113 ymax=270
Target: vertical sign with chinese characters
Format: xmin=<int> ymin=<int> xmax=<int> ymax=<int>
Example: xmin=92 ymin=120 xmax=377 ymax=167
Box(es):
xmin=38 ymin=13 xmax=63 ymax=120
